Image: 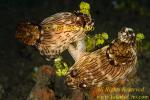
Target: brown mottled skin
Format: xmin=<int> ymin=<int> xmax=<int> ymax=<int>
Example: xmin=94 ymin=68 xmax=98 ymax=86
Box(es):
xmin=16 ymin=22 xmax=40 ymax=45
xmin=66 ymin=27 xmax=137 ymax=89
xmin=16 ymin=11 xmax=93 ymax=60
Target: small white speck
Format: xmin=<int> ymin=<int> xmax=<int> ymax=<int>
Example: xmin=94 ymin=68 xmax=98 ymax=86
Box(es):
xmin=112 ymin=40 xmax=115 ymax=43
xmin=69 ymin=67 xmax=73 ymax=70
xmin=41 ymin=30 xmax=44 ymax=34
xmin=125 ymin=28 xmax=133 ymax=32
xmin=40 ymin=36 xmax=44 ymax=41
xmin=97 ymin=82 xmax=103 ymax=87
xmin=122 ymin=32 xmax=126 ymax=36
xmin=77 ymin=17 xmax=80 ymax=20
xmin=84 ymin=78 xmax=87 ymax=80
xmin=122 ymin=63 xmax=126 ymax=65
xmin=109 ymin=54 xmax=114 ymax=58
xmin=83 ymin=84 xmax=87 ymax=87
xmin=66 ymin=21 xmax=72 ymax=24
xmin=45 ymin=58 xmax=50 ymax=61
xmin=50 ymin=17 xmax=55 ymax=20
xmin=93 ymin=79 xmax=97 ymax=82
xmin=106 ymin=74 xmax=112 ymax=81
xmin=92 ymin=81 xmax=95 ymax=85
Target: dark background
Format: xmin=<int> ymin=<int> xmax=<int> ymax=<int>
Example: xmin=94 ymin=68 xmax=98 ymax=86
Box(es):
xmin=0 ymin=0 xmax=150 ymax=100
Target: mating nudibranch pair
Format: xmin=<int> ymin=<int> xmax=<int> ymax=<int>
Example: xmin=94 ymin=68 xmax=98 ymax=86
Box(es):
xmin=16 ymin=11 xmax=137 ymax=90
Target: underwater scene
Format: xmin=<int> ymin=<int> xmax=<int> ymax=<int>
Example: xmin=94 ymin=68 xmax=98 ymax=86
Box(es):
xmin=0 ymin=0 xmax=150 ymax=100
